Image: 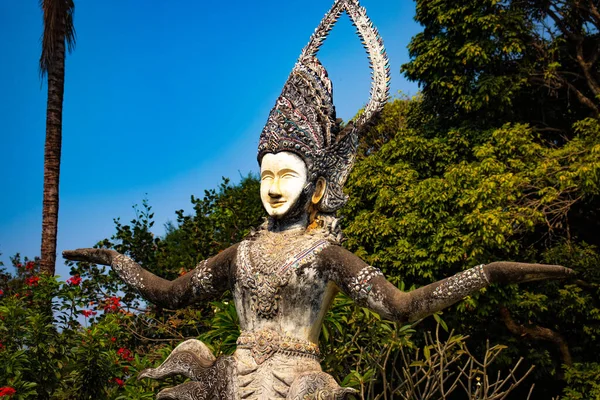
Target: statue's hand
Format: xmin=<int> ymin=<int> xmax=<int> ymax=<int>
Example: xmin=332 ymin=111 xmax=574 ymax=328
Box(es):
xmin=63 ymin=248 xmax=117 ymax=266
xmin=484 ymin=261 xmax=575 ymax=285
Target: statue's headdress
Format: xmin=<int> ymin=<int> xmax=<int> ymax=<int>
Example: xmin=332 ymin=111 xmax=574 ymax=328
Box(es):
xmin=257 ymin=0 xmax=390 ymax=213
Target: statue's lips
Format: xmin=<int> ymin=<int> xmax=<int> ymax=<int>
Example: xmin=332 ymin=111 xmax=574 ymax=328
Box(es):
xmin=269 ymin=201 xmax=286 ymax=208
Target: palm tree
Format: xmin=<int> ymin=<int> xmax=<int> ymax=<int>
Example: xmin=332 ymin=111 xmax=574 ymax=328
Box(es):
xmin=39 ymin=0 xmax=75 ymax=275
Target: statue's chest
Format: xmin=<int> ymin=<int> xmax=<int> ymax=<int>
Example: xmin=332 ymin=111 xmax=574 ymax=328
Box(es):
xmin=236 ymin=234 xmax=329 ymax=319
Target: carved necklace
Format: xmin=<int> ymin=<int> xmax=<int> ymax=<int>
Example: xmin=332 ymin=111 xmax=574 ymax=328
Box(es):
xmin=237 ymin=229 xmax=330 ymax=319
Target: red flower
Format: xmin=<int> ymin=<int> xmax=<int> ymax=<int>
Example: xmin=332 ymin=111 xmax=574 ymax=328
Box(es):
xmin=0 ymin=387 xmax=16 ymax=397
xmin=66 ymin=275 xmax=82 ymax=285
xmin=113 ymin=378 xmax=125 ymax=387
xmin=0 ymin=289 xmax=3 ymax=296
xmin=25 ymin=276 xmax=40 ymax=287
xmin=81 ymin=309 xmax=97 ymax=318
xmin=117 ymin=347 xmax=134 ymax=362
xmin=25 ymin=261 xmax=35 ymax=271
xmin=103 ymin=296 xmax=121 ymax=312
xmin=0 ymin=342 xmax=3 ymax=349
xmin=111 ymin=337 xmax=117 ymax=342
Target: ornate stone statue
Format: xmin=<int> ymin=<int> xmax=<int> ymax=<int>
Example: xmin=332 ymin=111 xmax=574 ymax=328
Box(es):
xmin=63 ymin=1 xmax=573 ymax=399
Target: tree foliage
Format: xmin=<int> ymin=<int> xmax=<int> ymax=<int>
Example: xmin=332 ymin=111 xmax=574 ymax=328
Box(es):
xmin=401 ymin=0 xmax=599 ymax=135
xmin=339 ymin=0 xmax=600 ymax=395
xmin=342 ymin=98 xmax=600 ymax=395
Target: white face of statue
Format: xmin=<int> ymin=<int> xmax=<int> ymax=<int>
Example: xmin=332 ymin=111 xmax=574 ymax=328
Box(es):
xmin=260 ymin=152 xmax=308 ymax=218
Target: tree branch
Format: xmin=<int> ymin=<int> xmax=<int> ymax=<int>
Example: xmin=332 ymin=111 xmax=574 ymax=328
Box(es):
xmin=499 ymin=306 xmax=572 ymax=367
xmin=564 ymin=79 xmax=600 ymax=115
xmin=545 ymin=4 xmax=600 ymax=102
xmin=585 ymin=0 xmax=600 ymax=28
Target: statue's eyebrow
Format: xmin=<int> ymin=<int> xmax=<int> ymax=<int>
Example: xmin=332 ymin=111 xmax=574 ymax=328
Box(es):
xmin=278 ymin=168 xmax=300 ymax=176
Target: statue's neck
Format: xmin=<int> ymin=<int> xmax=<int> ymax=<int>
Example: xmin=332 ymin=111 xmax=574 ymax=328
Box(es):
xmin=268 ymin=213 xmax=308 ymax=233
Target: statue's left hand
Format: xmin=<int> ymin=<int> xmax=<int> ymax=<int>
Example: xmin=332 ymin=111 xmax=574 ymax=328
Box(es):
xmin=484 ymin=261 xmax=575 ymax=284
xmin=63 ymin=248 xmax=118 ymax=266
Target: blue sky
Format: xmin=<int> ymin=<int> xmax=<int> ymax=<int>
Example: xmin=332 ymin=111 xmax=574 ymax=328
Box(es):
xmin=0 ymin=1 xmax=421 ymax=279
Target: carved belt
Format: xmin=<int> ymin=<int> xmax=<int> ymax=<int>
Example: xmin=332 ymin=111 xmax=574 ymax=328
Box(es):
xmin=236 ymin=328 xmax=320 ymax=365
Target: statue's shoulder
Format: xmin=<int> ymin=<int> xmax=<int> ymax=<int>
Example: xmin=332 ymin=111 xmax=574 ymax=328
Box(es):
xmin=299 ymin=229 xmax=342 ymax=269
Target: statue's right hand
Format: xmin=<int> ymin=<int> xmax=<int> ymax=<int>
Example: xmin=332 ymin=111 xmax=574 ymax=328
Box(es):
xmin=62 ymin=248 xmax=118 ymax=266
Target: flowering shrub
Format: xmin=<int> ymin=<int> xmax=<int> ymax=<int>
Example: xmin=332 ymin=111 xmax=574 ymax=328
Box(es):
xmin=0 ymin=255 xmax=166 ymax=399
xmin=0 ymin=387 xmax=16 ymax=397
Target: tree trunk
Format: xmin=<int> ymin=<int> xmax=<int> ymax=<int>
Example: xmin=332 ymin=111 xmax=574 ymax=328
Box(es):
xmin=40 ymin=30 xmax=66 ymax=276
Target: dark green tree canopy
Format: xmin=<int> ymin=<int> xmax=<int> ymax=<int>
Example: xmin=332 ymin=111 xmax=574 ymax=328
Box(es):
xmin=402 ymin=0 xmax=599 ymax=135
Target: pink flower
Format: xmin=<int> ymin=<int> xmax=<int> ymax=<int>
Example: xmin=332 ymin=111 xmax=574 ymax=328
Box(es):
xmin=66 ymin=275 xmax=82 ymax=285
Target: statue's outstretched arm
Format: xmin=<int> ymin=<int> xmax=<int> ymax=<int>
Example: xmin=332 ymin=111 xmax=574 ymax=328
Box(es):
xmin=62 ymin=244 xmax=238 ymax=309
xmin=320 ymin=246 xmax=573 ymax=323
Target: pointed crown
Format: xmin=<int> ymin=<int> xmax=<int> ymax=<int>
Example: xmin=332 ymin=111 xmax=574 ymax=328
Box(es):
xmin=257 ymin=0 xmax=390 ymax=213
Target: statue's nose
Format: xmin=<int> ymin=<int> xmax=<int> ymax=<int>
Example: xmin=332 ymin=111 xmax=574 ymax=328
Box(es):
xmin=268 ymin=179 xmax=282 ymax=198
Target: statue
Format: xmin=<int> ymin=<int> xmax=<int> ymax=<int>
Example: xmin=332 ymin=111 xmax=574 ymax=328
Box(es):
xmin=63 ymin=0 xmax=573 ymax=399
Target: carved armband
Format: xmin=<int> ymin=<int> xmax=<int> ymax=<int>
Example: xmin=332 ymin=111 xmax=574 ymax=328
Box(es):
xmin=349 ymin=265 xmax=383 ymax=303
xmin=432 ymin=264 xmax=489 ymax=300
xmin=191 ymin=260 xmax=218 ymax=297
xmin=112 ymin=253 xmax=146 ymax=289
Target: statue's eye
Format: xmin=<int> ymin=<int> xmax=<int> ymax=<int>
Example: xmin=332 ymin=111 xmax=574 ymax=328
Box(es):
xmin=261 ymin=174 xmax=273 ymax=181
xmin=281 ymin=172 xmax=297 ymax=179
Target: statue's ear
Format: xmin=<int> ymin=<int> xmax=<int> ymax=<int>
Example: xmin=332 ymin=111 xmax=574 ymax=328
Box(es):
xmin=312 ymin=177 xmax=327 ymax=205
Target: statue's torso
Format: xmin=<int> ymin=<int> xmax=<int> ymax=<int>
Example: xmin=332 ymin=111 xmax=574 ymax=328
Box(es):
xmin=229 ymin=228 xmax=340 ymax=399
xmin=234 ymin=228 xmax=338 ymax=342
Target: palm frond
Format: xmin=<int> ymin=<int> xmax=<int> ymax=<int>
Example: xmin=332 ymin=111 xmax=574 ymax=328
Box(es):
xmin=39 ymin=0 xmax=76 ymax=77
